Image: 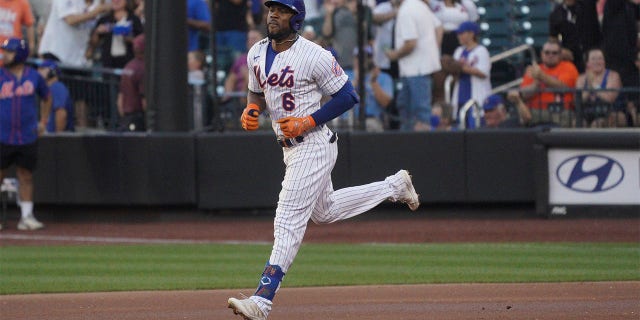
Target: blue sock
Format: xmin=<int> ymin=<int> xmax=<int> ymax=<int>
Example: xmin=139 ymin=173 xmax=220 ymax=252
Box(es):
xmin=254 ymin=263 xmax=285 ymax=301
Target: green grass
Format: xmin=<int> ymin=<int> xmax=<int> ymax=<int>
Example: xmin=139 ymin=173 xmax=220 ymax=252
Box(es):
xmin=1 ymin=243 xmax=638 ymax=295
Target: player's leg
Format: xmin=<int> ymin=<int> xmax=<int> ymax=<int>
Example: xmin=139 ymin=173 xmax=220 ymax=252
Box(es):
xmin=15 ymin=143 xmax=43 ymax=230
xmin=230 ymin=142 xmax=337 ymax=318
xmin=310 ymin=155 xmax=419 ymax=224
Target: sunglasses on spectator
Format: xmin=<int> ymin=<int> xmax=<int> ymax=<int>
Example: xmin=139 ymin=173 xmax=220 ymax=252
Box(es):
xmin=543 ymin=50 xmax=560 ymax=55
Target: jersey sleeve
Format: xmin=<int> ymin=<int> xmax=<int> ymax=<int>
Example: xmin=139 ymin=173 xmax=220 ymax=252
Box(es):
xmin=474 ymin=46 xmax=491 ymax=77
xmin=395 ymin=11 xmax=418 ymax=42
xmin=312 ymin=49 xmax=348 ymax=96
xmin=246 ymin=43 xmax=263 ymax=93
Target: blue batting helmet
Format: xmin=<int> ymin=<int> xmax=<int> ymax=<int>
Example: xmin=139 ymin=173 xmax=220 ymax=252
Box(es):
xmin=264 ymin=0 xmax=306 ymax=32
xmin=1 ymin=37 xmax=29 ymax=63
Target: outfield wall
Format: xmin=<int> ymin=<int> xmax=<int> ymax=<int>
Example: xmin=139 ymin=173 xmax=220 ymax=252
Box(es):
xmin=29 ymin=130 xmax=637 ymax=210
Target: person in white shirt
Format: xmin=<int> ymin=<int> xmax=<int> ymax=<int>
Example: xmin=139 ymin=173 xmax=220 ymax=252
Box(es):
xmin=371 ymin=0 xmax=400 ymax=77
xmin=37 ymin=0 xmax=110 ymax=66
xmin=451 ymin=21 xmax=491 ymax=126
xmin=385 ymin=0 xmax=443 ymax=131
xmin=429 ymin=0 xmax=477 ymax=56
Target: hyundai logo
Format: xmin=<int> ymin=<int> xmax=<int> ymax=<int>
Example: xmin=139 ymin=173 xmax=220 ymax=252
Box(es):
xmin=556 ymin=154 xmax=624 ymax=193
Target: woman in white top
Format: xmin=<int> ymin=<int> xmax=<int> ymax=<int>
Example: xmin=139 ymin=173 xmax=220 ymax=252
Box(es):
xmin=451 ymin=21 xmax=491 ymax=125
xmin=429 ymin=0 xmax=478 ymax=56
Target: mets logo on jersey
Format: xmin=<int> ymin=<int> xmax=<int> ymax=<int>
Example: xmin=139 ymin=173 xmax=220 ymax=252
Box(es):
xmin=0 ymin=81 xmax=35 ymax=99
xmin=332 ymin=58 xmax=343 ymax=77
xmin=254 ymin=65 xmax=295 ymax=89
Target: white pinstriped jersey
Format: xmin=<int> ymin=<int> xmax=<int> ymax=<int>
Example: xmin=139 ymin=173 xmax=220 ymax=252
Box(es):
xmin=247 ymin=36 xmax=348 ymax=136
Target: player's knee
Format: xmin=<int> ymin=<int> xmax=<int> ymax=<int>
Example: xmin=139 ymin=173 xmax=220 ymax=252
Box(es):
xmin=310 ymin=215 xmax=333 ymax=225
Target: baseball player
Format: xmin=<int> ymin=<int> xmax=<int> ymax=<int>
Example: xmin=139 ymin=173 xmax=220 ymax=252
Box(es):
xmin=227 ymin=1 xmax=420 ymax=319
xmin=0 ymin=37 xmax=51 ymax=231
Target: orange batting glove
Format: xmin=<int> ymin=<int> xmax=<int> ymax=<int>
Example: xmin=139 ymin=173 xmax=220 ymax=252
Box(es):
xmin=240 ymin=103 xmax=261 ymax=131
xmin=276 ymin=115 xmax=316 ymax=138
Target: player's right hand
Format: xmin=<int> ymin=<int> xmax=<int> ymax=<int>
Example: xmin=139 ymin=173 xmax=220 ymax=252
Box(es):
xmin=241 ymin=104 xmax=261 ymax=131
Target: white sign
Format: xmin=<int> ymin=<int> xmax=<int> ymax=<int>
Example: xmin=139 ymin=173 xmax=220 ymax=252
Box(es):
xmin=548 ymin=149 xmax=640 ymax=205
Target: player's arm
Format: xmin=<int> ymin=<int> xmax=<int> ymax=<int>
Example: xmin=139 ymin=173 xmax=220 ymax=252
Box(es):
xmin=277 ymin=81 xmax=359 ymax=138
xmin=54 ymin=108 xmax=68 ymax=132
xmin=26 ymin=25 xmax=36 ymax=57
xmin=63 ymin=4 xmax=110 ymax=26
xmin=385 ymin=39 xmax=416 ymax=61
xmin=38 ymin=95 xmax=52 ymax=135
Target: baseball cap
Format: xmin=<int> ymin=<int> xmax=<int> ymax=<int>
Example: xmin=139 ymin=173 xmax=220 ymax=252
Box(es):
xmin=37 ymin=59 xmax=60 ymax=76
xmin=482 ymin=94 xmax=503 ymax=111
xmin=456 ymin=21 xmax=480 ymax=34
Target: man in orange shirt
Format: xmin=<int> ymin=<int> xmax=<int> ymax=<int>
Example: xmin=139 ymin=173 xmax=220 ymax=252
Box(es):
xmin=0 ymin=0 xmax=35 ymax=62
xmin=512 ymin=40 xmax=579 ymax=127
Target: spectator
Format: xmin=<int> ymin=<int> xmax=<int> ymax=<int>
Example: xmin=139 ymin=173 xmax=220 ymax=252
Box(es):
xmin=631 ymin=50 xmax=640 ymax=127
xmin=371 ymin=0 xmax=400 ymax=78
xmin=116 ymin=34 xmax=146 ymax=132
xmin=188 ymin=0 xmax=211 ymax=52
xmin=188 ymin=49 xmax=206 ymax=84
xmin=514 ymin=40 xmax=579 ymax=127
xmin=38 ymin=0 xmax=111 ymax=66
xmin=430 ymin=101 xmax=454 ymax=131
xmin=371 ymin=0 xmax=401 ymax=129
xmin=301 ymin=25 xmax=317 ymax=41
xmin=352 ymin=46 xmax=395 ymax=132
xmin=0 ymin=0 xmax=36 ymax=63
xmin=450 ymin=21 xmax=491 ymax=125
xmin=222 ymin=29 xmax=263 ymax=107
xmin=37 ymin=60 xmax=75 ymax=132
xmin=0 ymin=38 xmax=51 ymax=231
xmin=215 ymin=0 xmax=248 ymax=55
xmin=482 ymin=94 xmax=523 ymax=128
xmin=601 ymin=0 xmax=639 ymax=117
xmin=429 ymin=0 xmax=478 ymax=56
xmin=133 ymin=0 xmax=145 ymax=24
xmin=549 ymin=0 xmax=601 ymax=72
xmin=322 ymin=0 xmax=359 ymax=77
xmin=250 ymin=0 xmax=265 ymax=28
xmin=30 ymin=0 xmax=53 ymax=49
xmin=88 ymin=0 xmax=144 ymax=69
xmin=575 ymin=47 xmax=625 ymax=127
xmin=386 ymin=0 xmax=443 ymax=131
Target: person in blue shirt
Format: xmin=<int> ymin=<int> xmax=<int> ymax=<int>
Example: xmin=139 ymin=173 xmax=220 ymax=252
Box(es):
xmin=0 ymin=37 xmax=51 ymax=231
xmin=37 ymin=60 xmax=74 ymax=133
xmin=352 ymin=45 xmax=395 ymax=131
xmin=187 ymin=0 xmax=212 ymax=51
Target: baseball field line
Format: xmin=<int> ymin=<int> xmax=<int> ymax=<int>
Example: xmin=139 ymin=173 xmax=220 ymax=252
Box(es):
xmin=0 ymin=234 xmax=271 ymax=245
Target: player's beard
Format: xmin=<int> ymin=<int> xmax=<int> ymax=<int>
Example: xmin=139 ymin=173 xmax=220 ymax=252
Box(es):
xmin=267 ymin=26 xmax=294 ymax=42
xmin=3 ymin=57 xmax=19 ymax=68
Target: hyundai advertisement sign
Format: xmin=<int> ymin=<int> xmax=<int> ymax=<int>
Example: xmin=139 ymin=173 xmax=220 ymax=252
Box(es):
xmin=548 ymin=149 xmax=640 ymax=205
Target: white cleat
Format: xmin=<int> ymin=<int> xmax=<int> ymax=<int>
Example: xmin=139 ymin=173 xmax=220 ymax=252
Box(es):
xmin=397 ymin=170 xmax=420 ymax=211
xmin=17 ymin=215 xmax=44 ymax=231
xmin=228 ymin=297 xmax=267 ymax=320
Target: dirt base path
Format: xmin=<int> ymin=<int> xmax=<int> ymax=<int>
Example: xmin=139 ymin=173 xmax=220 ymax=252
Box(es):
xmin=1 ymin=282 xmax=638 ymax=320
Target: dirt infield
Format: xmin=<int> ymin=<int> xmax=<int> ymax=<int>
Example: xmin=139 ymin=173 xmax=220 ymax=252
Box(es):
xmin=1 ymin=205 xmax=639 ymax=319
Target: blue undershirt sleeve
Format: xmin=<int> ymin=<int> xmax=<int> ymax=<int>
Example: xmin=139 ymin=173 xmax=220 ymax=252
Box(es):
xmin=310 ymin=81 xmax=359 ymax=126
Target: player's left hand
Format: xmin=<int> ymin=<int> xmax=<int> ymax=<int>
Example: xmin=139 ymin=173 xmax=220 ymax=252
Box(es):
xmin=276 ymin=116 xmax=316 ymax=138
